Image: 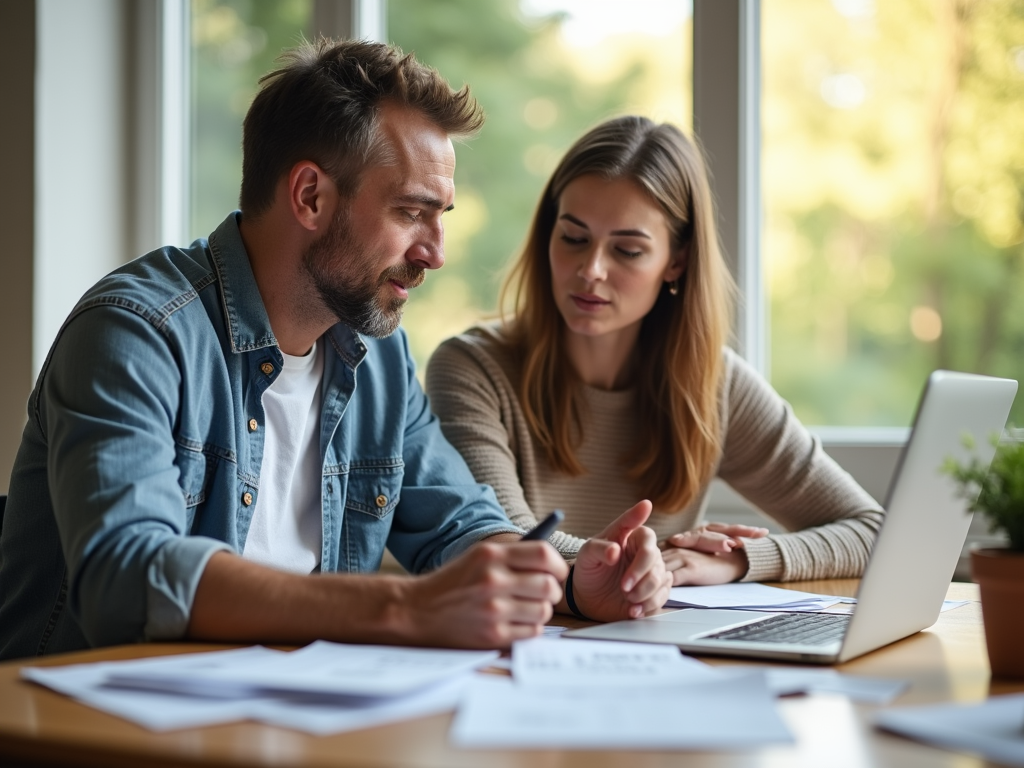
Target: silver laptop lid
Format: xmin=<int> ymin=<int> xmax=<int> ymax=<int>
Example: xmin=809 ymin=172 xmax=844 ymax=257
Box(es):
xmin=838 ymin=370 xmax=1017 ymax=662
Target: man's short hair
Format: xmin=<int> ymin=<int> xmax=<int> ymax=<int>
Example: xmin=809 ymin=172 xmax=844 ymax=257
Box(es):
xmin=240 ymin=38 xmax=484 ymax=216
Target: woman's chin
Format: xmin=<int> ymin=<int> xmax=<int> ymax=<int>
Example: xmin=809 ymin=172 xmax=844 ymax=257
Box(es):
xmin=561 ymin=315 xmax=603 ymax=335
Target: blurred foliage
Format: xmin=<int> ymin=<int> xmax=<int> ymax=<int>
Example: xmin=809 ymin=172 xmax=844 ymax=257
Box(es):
xmin=388 ymin=0 xmax=691 ymax=364
xmin=764 ymin=0 xmax=1024 ymax=426
xmin=190 ymin=0 xmax=313 ymax=240
xmin=188 ymin=0 xmax=1024 ymax=429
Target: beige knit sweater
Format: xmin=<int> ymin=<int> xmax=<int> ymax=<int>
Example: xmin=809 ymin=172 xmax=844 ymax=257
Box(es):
xmin=425 ymin=325 xmax=884 ymax=582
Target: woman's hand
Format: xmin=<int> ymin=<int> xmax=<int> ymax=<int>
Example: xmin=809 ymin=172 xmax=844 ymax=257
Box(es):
xmin=660 ymin=523 xmax=769 ymax=586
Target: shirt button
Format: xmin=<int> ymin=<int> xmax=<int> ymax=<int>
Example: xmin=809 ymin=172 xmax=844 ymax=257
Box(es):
xmin=248 ymin=418 xmax=258 ymax=432
xmin=242 ymin=492 xmax=254 ymax=506
xmin=260 ymin=362 xmax=275 ymax=376
xmin=375 ymin=494 xmax=388 ymax=508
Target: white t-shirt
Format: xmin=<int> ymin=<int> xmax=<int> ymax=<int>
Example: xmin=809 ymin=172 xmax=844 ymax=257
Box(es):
xmin=242 ymin=340 xmax=324 ymax=573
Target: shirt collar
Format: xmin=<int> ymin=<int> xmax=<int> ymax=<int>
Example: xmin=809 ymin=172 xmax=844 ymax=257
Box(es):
xmin=207 ymin=211 xmax=367 ymax=362
xmin=206 ymin=212 xmax=277 ymax=354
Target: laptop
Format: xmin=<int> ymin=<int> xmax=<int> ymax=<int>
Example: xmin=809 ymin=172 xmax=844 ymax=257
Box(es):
xmin=564 ymin=370 xmax=1017 ymax=664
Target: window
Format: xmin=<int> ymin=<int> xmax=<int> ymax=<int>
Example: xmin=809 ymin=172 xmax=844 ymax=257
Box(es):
xmin=190 ymin=0 xmax=315 ymax=242
xmin=184 ymin=0 xmax=1024 ymax=430
xmin=186 ymin=0 xmax=692 ymax=371
xmin=763 ymin=0 xmax=1024 ymax=427
xmin=388 ymin=0 xmax=692 ymax=366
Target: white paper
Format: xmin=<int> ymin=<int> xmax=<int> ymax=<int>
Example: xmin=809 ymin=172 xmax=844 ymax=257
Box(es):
xmin=512 ymin=637 xmax=721 ymax=688
xmin=450 ymin=673 xmax=792 ymax=749
xmin=819 ymin=598 xmax=969 ymax=615
xmin=22 ymin=647 xmax=286 ymax=730
xmin=666 ymin=583 xmax=845 ymax=611
xmin=541 ymin=625 xmax=568 ymax=634
xmin=23 ymin=645 xmax=476 ymax=734
xmin=763 ymin=668 xmax=907 ymax=704
xmin=940 ymin=599 xmax=970 ymax=612
xmin=710 ymin=666 xmax=908 ymax=704
xmin=109 ymin=640 xmax=499 ymax=698
xmin=876 ymin=694 xmax=1024 ymax=766
xmin=248 ymin=675 xmax=471 ymax=735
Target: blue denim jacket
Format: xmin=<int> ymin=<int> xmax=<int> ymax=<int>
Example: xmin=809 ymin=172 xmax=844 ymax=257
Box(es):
xmin=0 ymin=212 xmax=521 ymax=660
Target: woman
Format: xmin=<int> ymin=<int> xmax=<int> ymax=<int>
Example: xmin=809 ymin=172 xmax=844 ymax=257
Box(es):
xmin=426 ymin=116 xmax=882 ymax=586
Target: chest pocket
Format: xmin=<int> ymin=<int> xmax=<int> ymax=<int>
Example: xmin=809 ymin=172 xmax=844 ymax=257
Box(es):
xmin=174 ymin=442 xmax=211 ymax=509
xmin=344 ymin=461 xmax=404 ymax=520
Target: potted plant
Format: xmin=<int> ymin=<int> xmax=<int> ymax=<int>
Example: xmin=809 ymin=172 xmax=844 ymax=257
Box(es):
xmin=944 ymin=433 xmax=1024 ymax=679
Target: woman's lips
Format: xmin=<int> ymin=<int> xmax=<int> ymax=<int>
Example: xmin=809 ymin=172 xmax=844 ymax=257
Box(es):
xmin=570 ymin=293 xmax=610 ymax=312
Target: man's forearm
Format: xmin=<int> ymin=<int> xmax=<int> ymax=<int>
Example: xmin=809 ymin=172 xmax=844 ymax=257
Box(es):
xmin=187 ymin=552 xmax=417 ymax=645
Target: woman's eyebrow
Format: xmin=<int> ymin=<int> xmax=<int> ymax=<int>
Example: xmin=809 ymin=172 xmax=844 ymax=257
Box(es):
xmin=559 ymin=213 xmax=651 ymax=239
xmin=559 ymin=213 xmax=589 ymax=229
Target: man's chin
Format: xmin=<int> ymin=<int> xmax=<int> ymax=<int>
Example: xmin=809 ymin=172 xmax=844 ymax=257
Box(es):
xmin=352 ymin=307 xmax=405 ymax=339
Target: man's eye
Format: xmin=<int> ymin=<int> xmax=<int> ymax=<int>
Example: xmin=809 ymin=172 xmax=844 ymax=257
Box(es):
xmin=403 ymin=209 xmax=421 ymax=222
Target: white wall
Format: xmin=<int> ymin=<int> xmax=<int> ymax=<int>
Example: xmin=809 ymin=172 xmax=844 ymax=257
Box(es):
xmin=35 ymin=0 xmax=131 ymax=375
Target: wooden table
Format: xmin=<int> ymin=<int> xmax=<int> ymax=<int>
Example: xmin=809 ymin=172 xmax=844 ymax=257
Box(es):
xmin=0 ymin=581 xmax=1016 ymax=768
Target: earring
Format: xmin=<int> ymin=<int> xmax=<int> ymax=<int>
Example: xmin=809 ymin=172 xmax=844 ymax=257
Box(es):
xmin=668 ymin=280 xmax=679 ymax=296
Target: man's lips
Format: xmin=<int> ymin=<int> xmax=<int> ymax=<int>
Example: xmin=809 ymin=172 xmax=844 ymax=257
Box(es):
xmin=389 ymin=279 xmax=411 ymax=298
xmin=385 ymin=272 xmax=425 ymax=299
xmin=570 ymin=292 xmax=610 ymax=311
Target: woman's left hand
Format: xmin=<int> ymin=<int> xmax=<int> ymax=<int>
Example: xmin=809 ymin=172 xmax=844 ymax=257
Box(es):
xmin=660 ymin=523 xmax=769 ymax=586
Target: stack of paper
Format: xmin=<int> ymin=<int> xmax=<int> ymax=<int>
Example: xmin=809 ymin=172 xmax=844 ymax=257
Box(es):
xmin=23 ymin=641 xmax=498 ymax=734
xmin=665 ymin=583 xmax=851 ymax=612
xmin=875 ymin=694 xmax=1024 ymax=766
xmin=664 ymin=583 xmax=970 ymax=615
xmin=450 ymin=637 xmax=794 ymax=749
xmin=23 ymin=637 xmax=913 ymax=742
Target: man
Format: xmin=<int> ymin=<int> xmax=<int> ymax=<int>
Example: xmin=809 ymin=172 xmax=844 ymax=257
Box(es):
xmin=0 ymin=39 xmax=671 ymax=660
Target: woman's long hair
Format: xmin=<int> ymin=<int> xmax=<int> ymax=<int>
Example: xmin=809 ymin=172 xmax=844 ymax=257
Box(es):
xmin=500 ymin=116 xmax=735 ymax=513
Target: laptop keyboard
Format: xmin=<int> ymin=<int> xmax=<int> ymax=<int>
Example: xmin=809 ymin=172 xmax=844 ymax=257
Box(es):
xmin=703 ymin=612 xmax=852 ymax=645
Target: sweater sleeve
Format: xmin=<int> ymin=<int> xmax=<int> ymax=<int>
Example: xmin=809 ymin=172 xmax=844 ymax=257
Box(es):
xmin=717 ymin=351 xmax=885 ymax=582
xmin=425 ymin=335 xmax=586 ymax=558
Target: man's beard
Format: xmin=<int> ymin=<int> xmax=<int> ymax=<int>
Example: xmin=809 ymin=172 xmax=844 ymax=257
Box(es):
xmin=302 ymin=208 xmax=424 ymax=339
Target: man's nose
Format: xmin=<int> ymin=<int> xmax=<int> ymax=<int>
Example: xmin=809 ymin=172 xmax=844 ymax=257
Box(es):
xmin=407 ymin=220 xmax=445 ymax=270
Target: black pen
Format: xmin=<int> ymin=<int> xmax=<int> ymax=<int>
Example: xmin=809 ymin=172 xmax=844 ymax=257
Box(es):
xmin=521 ymin=509 xmax=565 ymax=541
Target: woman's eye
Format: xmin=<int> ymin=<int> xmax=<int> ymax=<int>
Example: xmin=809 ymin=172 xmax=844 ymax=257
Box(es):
xmin=616 ymin=247 xmax=643 ymax=258
xmin=560 ymin=234 xmax=586 ymax=245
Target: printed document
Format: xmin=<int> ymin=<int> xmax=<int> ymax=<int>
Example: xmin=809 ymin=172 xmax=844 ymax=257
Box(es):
xmin=450 ymin=673 xmax=792 ymax=749
xmin=511 ymin=636 xmax=720 ymax=688
xmin=105 ymin=640 xmax=498 ymax=698
xmin=876 ymin=693 xmax=1024 ymax=766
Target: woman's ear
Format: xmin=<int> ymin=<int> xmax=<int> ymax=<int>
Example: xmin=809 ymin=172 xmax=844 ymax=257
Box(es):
xmin=664 ymin=246 xmax=688 ymax=283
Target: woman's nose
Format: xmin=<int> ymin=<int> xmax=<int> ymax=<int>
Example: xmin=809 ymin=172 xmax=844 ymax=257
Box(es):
xmin=577 ymin=248 xmax=606 ymax=281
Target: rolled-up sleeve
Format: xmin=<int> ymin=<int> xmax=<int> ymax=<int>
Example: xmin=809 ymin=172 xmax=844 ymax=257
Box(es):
xmin=41 ymin=303 xmax=230 ymax=647
xmin=385 ymin=334 xmax=522 ymax=574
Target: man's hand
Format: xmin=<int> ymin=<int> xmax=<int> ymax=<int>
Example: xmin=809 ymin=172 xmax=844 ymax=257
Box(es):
xmin=402 ymin=540 xmax=568 ymax=648
xmin=568 ymin=500 xmax=672 ymax=622
xmin=660 ymin=522 xmax=769 ymax=586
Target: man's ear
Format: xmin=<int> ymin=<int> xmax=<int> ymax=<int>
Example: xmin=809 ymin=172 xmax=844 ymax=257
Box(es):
xmin=287 ymin=161 xmax=337 ymax=233
xmin=664 ymin=246 xmax=688 ymax=282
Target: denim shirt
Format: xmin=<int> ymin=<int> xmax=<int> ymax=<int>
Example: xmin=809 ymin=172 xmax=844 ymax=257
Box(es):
xmin=0 ymin=212 xmax=521 ymax=660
